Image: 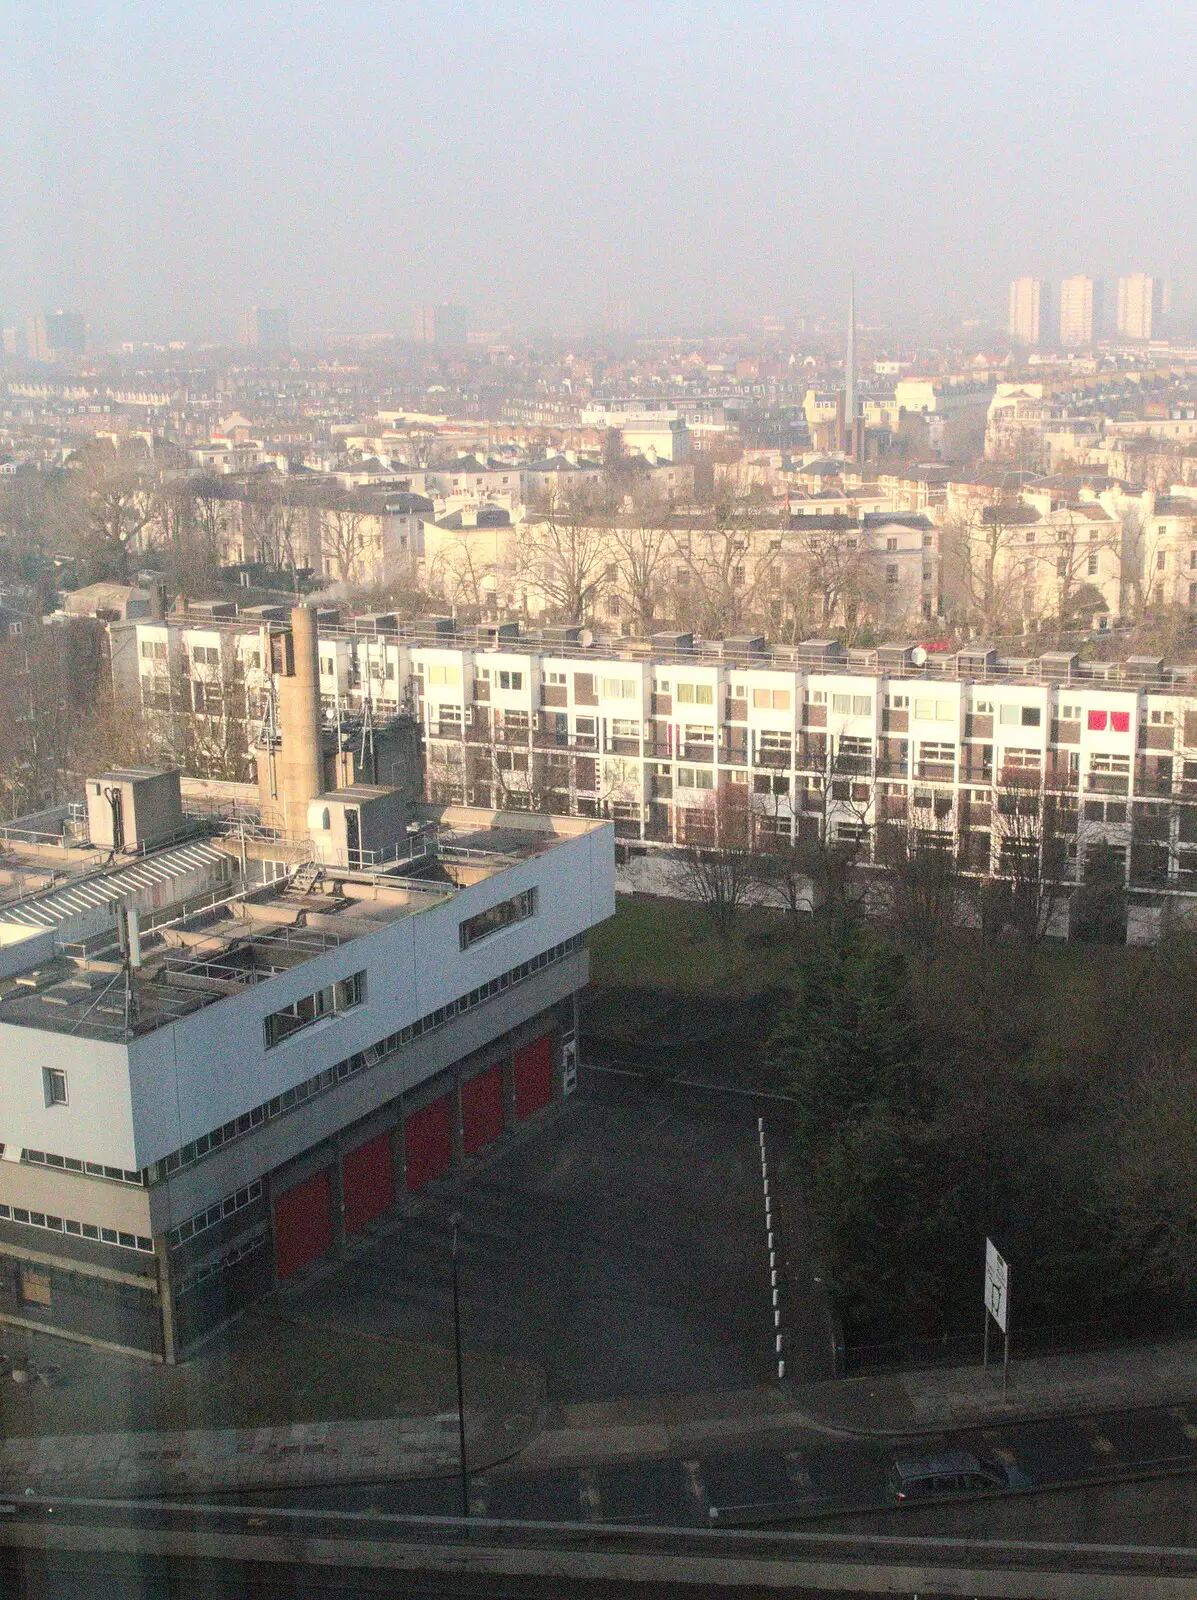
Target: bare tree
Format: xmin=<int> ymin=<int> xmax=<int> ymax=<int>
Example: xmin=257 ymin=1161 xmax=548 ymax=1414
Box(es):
xmin=941 ymin=493 xmax=1028 ymax=636
xmin=668 ymin=490 xmax=778 ymax=636
xmin=669 ymin=787 xmax=758 ymax=949
xmin=517 ymin=486 xmax=607 ymax=623
xmin=428 ymin=533 xmax=499 ymax=616
xmin=983 ymin=769 xmax=1073 ymax=951
xmin=0 ymin=622 xmax=107 ymax=815
xmin=321 ymin=503 xmax=369 ymax=586
xmin=191 ymin=476 xmax=230 ymax=567
xmin=1038 ymin=508 xmax=1118 ymax=641
xmin=606 ymin=501 xmax=673 ymax=633
xmin=875 ymin=794 xmax=964 ymax=960
xmin=241 ymin=479 xmax=301 ymax=575
xmin=75 ymin=447 xmax=156 ymax=581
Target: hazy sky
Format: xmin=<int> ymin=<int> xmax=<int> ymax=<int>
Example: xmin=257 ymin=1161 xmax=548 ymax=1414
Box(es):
xmin=1 ymin=0 xmax=1192 ymax=341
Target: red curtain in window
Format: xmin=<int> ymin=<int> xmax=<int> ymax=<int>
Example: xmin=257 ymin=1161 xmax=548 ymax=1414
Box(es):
xmin=1088 ymin=710 xmax=1107 ymax=731
xmin=1111 ymin=711 xmax=1130 ymax=733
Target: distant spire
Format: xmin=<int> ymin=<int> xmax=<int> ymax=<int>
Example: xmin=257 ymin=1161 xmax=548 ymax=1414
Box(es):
xmin=844 ymin=274 xmax=857 ymax=456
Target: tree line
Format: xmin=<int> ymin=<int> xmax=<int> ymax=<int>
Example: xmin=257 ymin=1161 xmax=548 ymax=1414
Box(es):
xmin=672 ymin=783 xmax=1197 ymax=1346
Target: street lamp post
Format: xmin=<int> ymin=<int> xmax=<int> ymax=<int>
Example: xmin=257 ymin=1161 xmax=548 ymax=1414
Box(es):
xmin=449 ymin=1211 xmax=469 ymax=1519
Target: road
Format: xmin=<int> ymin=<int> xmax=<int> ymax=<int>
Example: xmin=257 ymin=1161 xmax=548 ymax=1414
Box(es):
xmin=226 ymin=1399 xmax=1197 ymax=1532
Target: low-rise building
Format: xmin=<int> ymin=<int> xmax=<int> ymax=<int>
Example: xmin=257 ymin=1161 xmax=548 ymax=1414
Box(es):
xmin=0 ymin=618 xmax=615 ymax=1362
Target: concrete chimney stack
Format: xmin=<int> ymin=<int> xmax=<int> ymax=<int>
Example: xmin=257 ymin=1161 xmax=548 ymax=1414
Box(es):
xmin=278 ymin=605 xmax=325 ymax=839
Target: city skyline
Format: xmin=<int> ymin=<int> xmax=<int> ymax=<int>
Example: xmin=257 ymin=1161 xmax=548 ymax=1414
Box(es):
xmin=2 ymin=1 xmax=1195 ymax=341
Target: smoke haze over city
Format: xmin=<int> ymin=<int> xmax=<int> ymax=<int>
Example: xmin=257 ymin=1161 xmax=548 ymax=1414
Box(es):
xmin=2 ymin=0 xmax=1194 ymax=341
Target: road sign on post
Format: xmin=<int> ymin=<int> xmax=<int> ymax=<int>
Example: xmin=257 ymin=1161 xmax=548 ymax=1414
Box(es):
xmin=985 ymin=1238 xmax=1009 ymax=1333
xmin=983 ymin=1237 xmax=1012 ymax=1397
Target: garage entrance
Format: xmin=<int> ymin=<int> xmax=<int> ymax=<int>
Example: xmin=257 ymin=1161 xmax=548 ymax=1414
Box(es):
xmin=461 ymin=1063 xmax=504 ymax=1156
xmin=274 ymin=1169 xmax=334 ymax=1279
xmin=404 ymin=1093 xmax=454 ymax=1192
xmin=513 ymin=1032 xmax=554 ymax=1120
xmin=342 ymin=1130 xmax=395 ymax=1235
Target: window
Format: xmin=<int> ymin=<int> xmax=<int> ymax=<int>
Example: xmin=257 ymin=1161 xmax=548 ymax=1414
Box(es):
xmin=1150 ymin=709 xmax=1175 ymax=725
xmin=914 ymin=698 xmax=955 ymax=721
xmin=1158 ymin=551 xmax=1168 ymax=571
xmin=606 ymin=595 xmax=622 ymax=617
xmin=601 ymin=677 xmax=637 ymax=699
xmin=459 ymin=887 xmax=538 ymax=949
xmin=43 ymin=1068 xmax=67 ymax=1107
xmin=886 ymin=536 xmax=898 ymax=552
xmin=610 ymin=718 xmax=640 ymax=738
xmin=675 ymin=682 xmax=713 ymax=705
xmin=974 ymin=700 xmax=993 ymax=715
xmin=1061 ymin=704 xmax=1081 ymax=720
xmin=1088 ymin=554 xmax=1099 ymax=576
xmin=427 ymin=663 xmax=461 ymax=688
xmin=547 ymin=671 xmax=566 ymax=685
xmin=753 ymin=688 xmax=791 ymax=710
xmin=497 ymin=670 xmax=523 ymax=691
xmin=919 ymin=742 xmax=955 ymax=764
xmin=832 ymin=693 xmax=873 ymax=717
xmin=839 ymin=735 xmax=873 ymax=758
xmin=731 ymin=683 xmax=747 ymax=699
xmin=806 ymin=690 xmax=826 ymax=705
xmin=886 ymin=564 xmax=899 ymax=584
xmin=190 ymin=644 xmax=219 ymax=666
xmin=886 ymin=694 xmax=909 ymax=709
xmin=1000 ymin=705 xmax=1041 ymax=727
xmin=574 ymin=715 xmax=596 ymax=734
xmin=676 ymin=766 xmax=714 ymax=790
xmin=264 ymin=971 xmax=367 ymax=1049
xmin=683 ymin=724 xmax=714 ymax=745
xmin=1090 ymin=752 xmax=1130 ymax=775
xmin=139 ymin=639 xmax=167 ymax=660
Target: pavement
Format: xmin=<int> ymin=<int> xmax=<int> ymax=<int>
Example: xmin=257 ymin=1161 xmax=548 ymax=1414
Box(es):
xmin=8 ymin=1336 xmax=1197 ymax=1498
xmin=515 ymin=1336 xmax=1197 ymax=1471
xmin=0 ymin=1404 xmax=534 ymax=1497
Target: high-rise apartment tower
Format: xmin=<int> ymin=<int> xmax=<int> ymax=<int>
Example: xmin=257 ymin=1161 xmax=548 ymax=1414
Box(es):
xmin=1059 ymin=276 xmax=1102 ymax=347
xmin=1116 ymin=275 xmax=1160 ymax=341
xmin=1007 ymin=278 xmax=1050 ymax=346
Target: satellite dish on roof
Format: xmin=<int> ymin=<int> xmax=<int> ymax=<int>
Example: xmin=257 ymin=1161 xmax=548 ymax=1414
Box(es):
xmin=578 ymin=628 xmax=594 ymax=648
xmin=911 ymin=646 xmax=928 ymax=667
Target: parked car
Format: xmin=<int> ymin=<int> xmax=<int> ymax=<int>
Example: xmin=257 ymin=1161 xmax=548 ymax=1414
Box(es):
xmin=888 ymin=1450 xmax=1010 ymax=1502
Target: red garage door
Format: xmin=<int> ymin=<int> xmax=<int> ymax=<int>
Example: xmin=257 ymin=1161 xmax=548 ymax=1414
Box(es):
xmin=404 ymin=1094 xmax=453 ymax=1193
xmin=461 ymin=1064 xmax=504 ymax=1157
xmin=342 ymin=1130 xmax=395 ymax=1235
xmin=274 ymin=1169 xmax=334 ymax=1280
xmin=514 ymin=1033 xmax=554 ymax=1120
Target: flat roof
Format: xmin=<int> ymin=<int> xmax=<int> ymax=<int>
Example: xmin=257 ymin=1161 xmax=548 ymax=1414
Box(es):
xmin=0 ymin=809 xmax=604 ymax=1043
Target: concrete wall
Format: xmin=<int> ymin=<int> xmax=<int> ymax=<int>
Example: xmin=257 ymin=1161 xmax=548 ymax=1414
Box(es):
xmin=0 ymin=1026 xmax=137 ymax=1171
